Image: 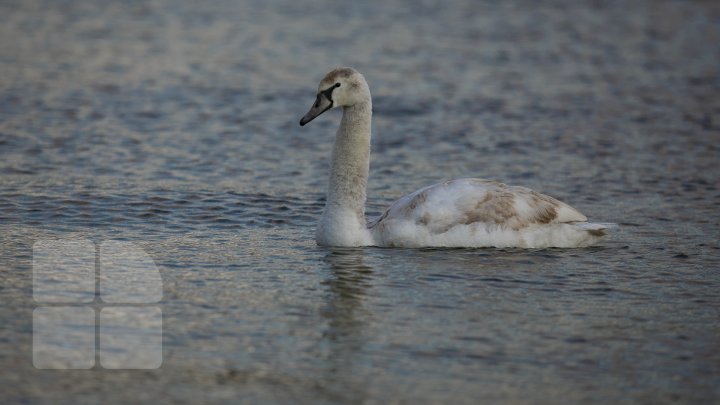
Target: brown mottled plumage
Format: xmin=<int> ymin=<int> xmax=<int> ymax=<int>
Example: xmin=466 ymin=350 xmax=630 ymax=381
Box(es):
xmin=372 ymin=179 xmax=583 ymax=236
xmin=322 ymin=67 xmax=355 ymax=84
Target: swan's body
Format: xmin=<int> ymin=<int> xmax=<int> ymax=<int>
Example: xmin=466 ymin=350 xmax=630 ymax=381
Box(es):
xmin=300 ymin=67 xmax=610 ymax=248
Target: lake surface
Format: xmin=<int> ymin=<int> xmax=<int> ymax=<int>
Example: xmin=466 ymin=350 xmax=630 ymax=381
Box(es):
xmin=1 ymin=0 xmax=719 ymax=403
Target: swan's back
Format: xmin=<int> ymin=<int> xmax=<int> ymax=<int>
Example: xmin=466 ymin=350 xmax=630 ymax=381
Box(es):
xmin=369 ymin=178 xmax=608 ymax=248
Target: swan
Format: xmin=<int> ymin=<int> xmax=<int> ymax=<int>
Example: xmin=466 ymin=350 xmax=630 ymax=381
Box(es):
xmin=299 ymin=67 xmax=611 ymax=248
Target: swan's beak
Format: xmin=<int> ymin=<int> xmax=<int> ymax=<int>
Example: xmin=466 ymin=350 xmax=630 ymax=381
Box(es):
xmin=299 ymin=94 xmax=333 ymax=126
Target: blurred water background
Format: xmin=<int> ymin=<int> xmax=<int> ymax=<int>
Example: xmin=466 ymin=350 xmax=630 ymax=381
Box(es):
xmin=1 ymin=0 xmax=719 ymax=403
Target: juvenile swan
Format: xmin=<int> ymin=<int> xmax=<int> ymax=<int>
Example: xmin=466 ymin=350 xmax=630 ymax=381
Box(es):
xmin=299 ymin=67 xmax=610 ymax=248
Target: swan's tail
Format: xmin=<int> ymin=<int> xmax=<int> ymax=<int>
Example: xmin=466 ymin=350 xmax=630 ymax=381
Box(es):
xmin=574 ymin=222 xmax=617 ymax=237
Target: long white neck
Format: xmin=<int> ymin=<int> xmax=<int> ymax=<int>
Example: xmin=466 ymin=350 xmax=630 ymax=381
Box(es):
xmin=316 ymin=99 xmax=373 ymax=246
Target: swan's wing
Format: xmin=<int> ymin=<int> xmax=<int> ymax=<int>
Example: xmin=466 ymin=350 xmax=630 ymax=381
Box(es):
xmin=369 ymin=178 xmax=587 ymax=234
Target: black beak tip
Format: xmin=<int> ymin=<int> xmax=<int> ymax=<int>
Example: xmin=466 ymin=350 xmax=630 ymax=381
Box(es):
xmin=299 ymin=119 xmax=306 ymax=126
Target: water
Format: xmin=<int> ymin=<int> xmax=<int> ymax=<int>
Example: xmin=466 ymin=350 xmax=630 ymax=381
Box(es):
xmin=1 ymin=0 xmax=719 ymax=403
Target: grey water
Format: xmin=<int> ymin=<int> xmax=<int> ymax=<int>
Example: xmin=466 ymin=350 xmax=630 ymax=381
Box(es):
xmin=1 ymin=0 xmax=719 ymax=403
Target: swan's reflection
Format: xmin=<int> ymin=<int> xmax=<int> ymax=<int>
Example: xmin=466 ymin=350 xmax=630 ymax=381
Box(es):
xmin=320 ymin=248 xmax=373 ymax=344
xmin=318 ymin=247 xmax=375 ymax=401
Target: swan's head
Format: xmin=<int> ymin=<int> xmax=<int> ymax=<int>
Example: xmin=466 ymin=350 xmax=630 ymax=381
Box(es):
xmin=299 ymin=67 xmax=370 ymax=126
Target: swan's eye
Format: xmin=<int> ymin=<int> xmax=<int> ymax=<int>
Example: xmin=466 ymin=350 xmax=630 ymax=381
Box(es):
xmin=319 ymin=84 xmax=337 ymax=102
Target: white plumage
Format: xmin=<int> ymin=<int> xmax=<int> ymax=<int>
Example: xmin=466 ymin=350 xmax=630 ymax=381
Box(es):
xmin=299 ymin=67 xmax=611 ymax=248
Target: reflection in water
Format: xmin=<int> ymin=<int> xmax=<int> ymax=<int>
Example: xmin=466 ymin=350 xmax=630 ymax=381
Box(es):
xmin=321 ymin=248 xmax=373 ymax=341
xmin=319 ymin=248 xmax=374 ymax=397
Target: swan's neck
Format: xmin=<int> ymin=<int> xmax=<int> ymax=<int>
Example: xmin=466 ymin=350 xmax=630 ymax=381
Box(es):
xmin=328 ymin=100 xmax=372 ymax=209
xmin=317 ymin=99 xmax=373 ymax=246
